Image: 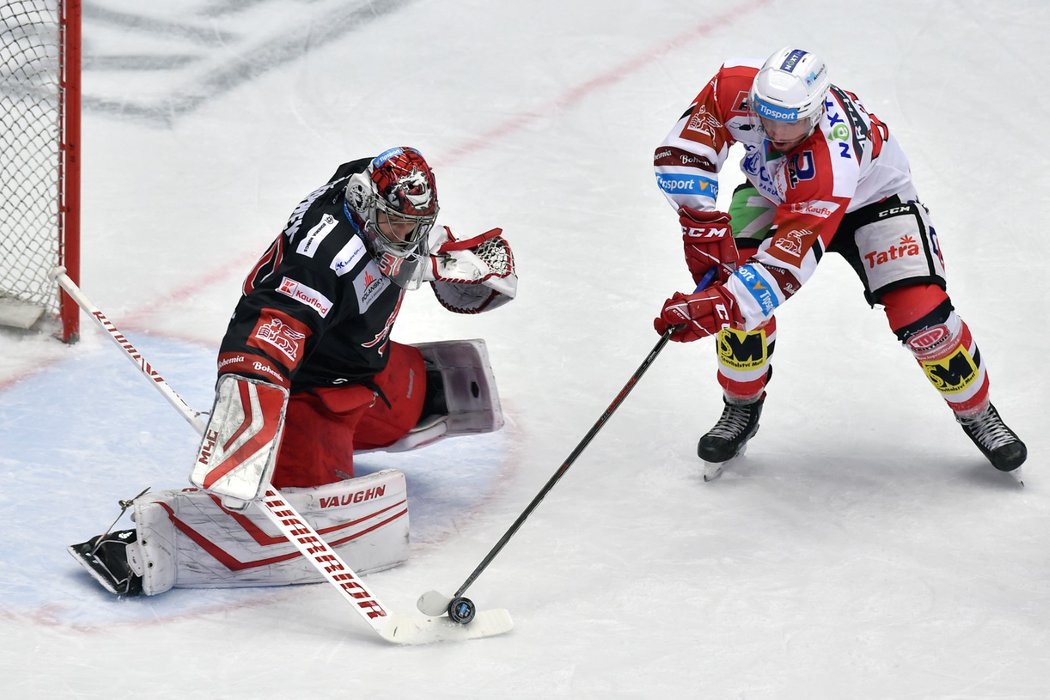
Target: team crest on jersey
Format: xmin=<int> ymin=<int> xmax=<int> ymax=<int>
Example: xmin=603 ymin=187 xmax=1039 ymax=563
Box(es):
xmin=681 ymin=103 xmax=725 ymax=150
xmin=770 ymin=228 xmax=815 ymax=264
xmin=248 ymin=313 xmax=309 ymax=371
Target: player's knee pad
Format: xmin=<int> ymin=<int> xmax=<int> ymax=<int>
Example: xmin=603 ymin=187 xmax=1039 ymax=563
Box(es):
xmin=364 ymin=338 xmax=503 ymax=453
xmin=128 ymin=469 xmax=409 ymax=595
xmin=715 ymin=319 xmax=775 ymax=402
xmin=892 ymin=297 xmax=989 ymax=414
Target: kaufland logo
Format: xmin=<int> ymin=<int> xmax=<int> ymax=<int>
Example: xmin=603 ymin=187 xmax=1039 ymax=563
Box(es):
xmin=276 ymin=276 xmax=332 ymax=318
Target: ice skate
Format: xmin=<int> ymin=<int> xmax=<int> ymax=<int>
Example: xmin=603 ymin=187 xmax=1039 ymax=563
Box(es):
xmin=67 ymin=529 xmax=144 ymax=596
xmin=699 ymin=394 xmax=764 ymax=481
xmin=956 ymin=402 xmax=1027 ymax=481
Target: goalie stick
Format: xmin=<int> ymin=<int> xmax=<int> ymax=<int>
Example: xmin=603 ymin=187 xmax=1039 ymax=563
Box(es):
xmin=52 ymin=267 xmax=512 ymax=644
xmin=418 ymin=269 xmax=718 ymax=619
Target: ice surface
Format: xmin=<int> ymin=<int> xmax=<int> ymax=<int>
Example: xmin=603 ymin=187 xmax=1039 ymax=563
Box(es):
xmin=2 ymin=1 xmax=1049 ymax=697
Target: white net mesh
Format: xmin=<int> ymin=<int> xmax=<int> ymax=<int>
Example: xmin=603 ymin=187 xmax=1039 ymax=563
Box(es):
xmin=0 ymin=1 xmax=62 ymax=315
xmin=474 ymin=236 xmax=513 ymax=277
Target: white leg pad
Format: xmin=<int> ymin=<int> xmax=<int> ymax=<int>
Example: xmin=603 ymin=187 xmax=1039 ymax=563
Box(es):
xmin=130 ymin=469 xmax=409 ymax=595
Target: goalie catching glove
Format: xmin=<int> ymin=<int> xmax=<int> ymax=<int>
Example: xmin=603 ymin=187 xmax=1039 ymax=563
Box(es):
xmin=426 ymin=226 xmax=517 ymax=314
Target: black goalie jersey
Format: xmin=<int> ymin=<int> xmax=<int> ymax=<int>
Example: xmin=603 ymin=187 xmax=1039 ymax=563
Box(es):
xmin=216 ymin=159 xmax=407 ymax=392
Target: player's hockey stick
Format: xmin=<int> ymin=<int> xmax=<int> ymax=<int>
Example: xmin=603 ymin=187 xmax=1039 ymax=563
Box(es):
xmin=418 ymin=268 xmax=718 ymax=620
xmin=52 ymin=267 xmax=512 ymax=644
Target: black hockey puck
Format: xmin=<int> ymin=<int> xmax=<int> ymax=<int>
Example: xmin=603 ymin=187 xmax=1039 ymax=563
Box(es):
xmin=447 ymin=596 xmax=476 ymax=625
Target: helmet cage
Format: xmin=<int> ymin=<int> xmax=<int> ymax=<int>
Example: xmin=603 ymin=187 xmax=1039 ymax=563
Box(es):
xmin=345 ymin=147 xmax=439 ymax=289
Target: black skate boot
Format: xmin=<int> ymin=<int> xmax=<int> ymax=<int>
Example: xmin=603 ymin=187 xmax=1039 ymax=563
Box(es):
xmin=420 ymin=367 xmax=449 ymax=424
xmin=698 ymin=394 xmax=765 ymax=480
xmin=956 ymin=402 xmax=1027 ymax=472
xmin=67 ymin=529 xmax=143 ymax=596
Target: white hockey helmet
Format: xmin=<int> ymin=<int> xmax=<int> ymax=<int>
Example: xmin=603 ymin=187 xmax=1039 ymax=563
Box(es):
xmin=345 ymin=146 xmax=439 ymax=289
xmin=749 ymin=47 xmax=830 ymax=130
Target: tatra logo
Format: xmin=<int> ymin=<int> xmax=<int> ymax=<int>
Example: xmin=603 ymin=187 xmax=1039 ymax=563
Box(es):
xmin=864 ymin=235 xmax=920 ymax=268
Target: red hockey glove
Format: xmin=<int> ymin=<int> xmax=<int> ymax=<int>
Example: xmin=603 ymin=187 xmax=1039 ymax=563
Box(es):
xmin=654 ymin=284 xmax=742 ymax=343
xmin=680 ymin=207 xmax=737 ymax=285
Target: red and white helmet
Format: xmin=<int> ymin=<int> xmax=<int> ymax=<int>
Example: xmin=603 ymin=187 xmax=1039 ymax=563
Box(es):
xmin=749 ymin=47 xmax=830 ymax=131
xmin=346 ymin=146 xmax=439 ymax=288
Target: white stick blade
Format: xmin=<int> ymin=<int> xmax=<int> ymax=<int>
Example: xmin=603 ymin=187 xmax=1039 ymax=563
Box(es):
xmin=379 ymin=609 xmax=513 ymax=645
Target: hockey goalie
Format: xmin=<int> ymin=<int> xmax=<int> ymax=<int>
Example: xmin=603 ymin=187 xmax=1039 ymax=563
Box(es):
xmin=69 ymin=147 xmax=517 ymax=596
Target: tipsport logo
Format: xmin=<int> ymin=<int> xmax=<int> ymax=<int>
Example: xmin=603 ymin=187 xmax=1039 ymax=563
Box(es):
xmin=655 ymin=173 xmax=718 ymax=198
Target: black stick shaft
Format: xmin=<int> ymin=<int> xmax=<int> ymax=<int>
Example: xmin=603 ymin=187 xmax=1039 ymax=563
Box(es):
xmin=451 ymin=269 xmax=716 ymax=599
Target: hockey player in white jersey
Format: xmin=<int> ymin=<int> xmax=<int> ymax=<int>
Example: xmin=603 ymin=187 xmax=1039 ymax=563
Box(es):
xmin=651 ymin=47 xmax=1026 ymax=478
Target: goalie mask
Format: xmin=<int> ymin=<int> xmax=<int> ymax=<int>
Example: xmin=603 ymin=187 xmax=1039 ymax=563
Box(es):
xmin=749 ymin=47 xmax=830 ymax=148
xmin=345 ymin=147 xmax=439 ymax=289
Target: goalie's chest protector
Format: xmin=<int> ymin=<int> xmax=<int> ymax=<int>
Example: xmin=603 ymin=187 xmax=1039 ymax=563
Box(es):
xmin=290 ymin=206 xmax=407 ymax=387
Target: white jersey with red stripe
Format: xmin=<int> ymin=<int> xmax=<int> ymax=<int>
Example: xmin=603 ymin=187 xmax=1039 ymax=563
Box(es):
xmin=655 ymin=58 xmax=916 ymax=329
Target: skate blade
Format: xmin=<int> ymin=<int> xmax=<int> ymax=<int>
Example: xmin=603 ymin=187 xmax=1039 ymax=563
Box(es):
xmin=1008 ymin=466 xmax=1025 ymax=488
xmin=702 ymin=444 xmax=747 ymax=482
xmin=67 ymin=543 xmax=122 ymax=595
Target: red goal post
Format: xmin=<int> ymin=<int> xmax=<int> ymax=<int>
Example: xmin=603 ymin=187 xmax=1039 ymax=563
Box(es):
xmin=0 ymin=0 xmax=81 ymax=343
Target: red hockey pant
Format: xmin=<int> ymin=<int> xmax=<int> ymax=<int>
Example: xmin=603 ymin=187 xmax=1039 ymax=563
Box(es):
xmin=271 ymin=341 xmax=426 ymax=488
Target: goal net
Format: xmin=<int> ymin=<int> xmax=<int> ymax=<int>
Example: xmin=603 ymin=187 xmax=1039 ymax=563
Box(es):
xmin=0 ymin=0 xmax=80 ymax=342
